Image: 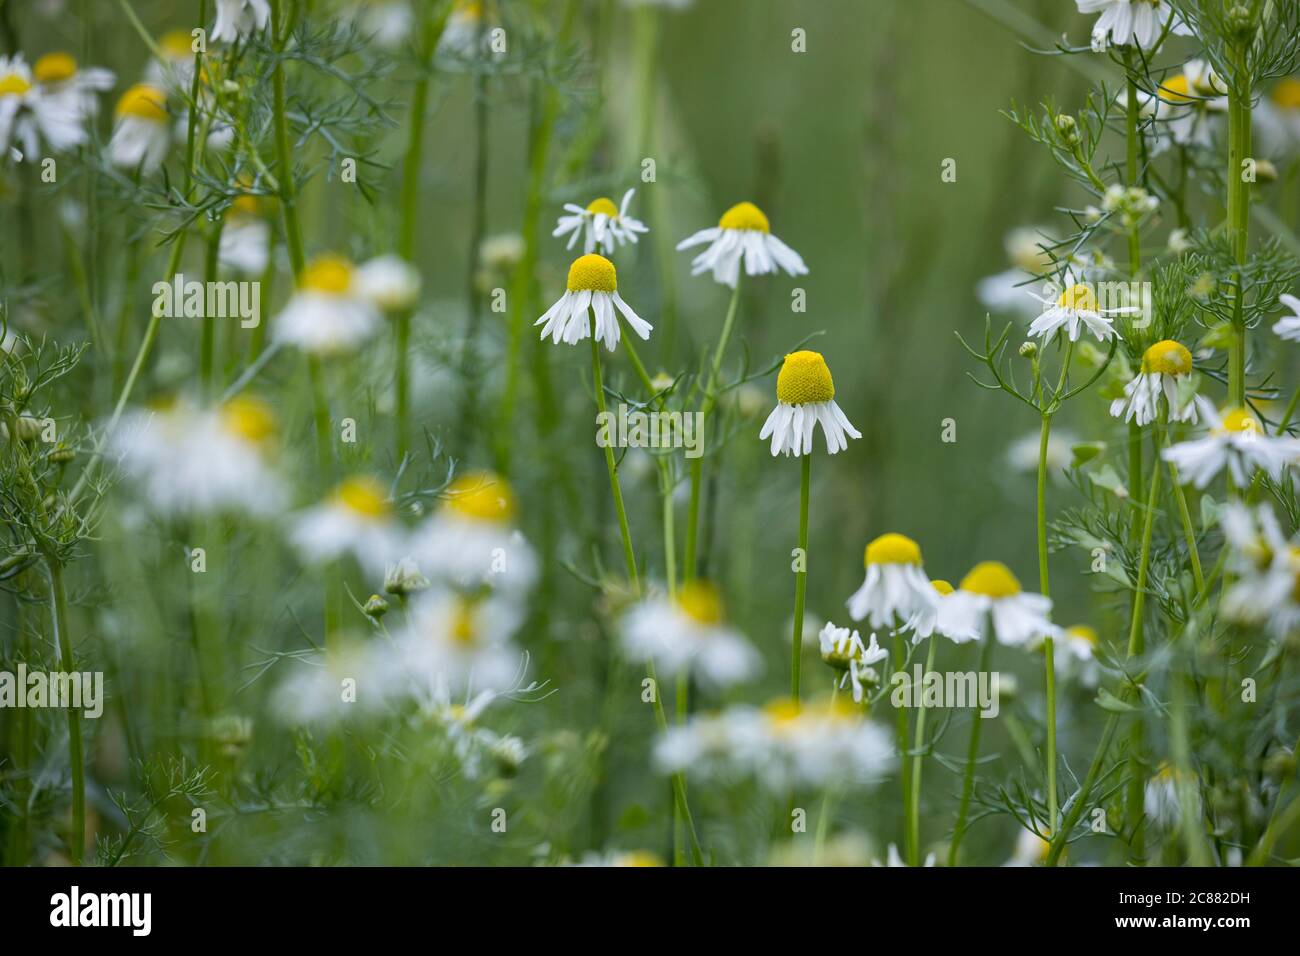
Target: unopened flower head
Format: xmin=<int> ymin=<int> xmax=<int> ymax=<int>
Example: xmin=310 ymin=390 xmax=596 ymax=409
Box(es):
xmin=1162 ymin=398 xmax=1300 ymax=490
xmin=936 ymin=561 xmax=1058 ymax=646
xmin=759 ymin=351 xmax=861 ymax=457
xmin=818 ymin=622 xmax=887 ymax=702
xmin=1109 ymin=339 xmax=1198 ymax=426
xmin=1028 ymin=281 xmax=1131 ymax=342
xmin=676 ymin=201 xmax=807 ymax=288
xmin=290 ymin=476 xmax=406 ymax=576
xmin=108 ymin=83 xmax=171 ymax=173
xmin=621 ymin=580 xmax=760 ymax=688
xmin=553 ymin=189 xmax=648 ymax=255
xmin=274 ymin=254 xmax=383 ymax=354
xmin=845 ymin=533 xmax=943 ymax=637
xmin=535 ymin=254 xmax=652 ymax=351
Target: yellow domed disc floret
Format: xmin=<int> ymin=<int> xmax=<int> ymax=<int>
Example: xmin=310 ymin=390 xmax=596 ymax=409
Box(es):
xmin=718 ymin=201 xmax=770 ymax=233
xmin=585 ymin=197 xmax=619 ymax=219
xmin=1216 ymin=407 xmax=1259 ymax=436
xmin=677 ymin=580 xmax=724 ymax=626
xmin=960 ymin=561 xmax=1022 ymax=598
xmin=444 ymin=472 xmax=516 ymax=522
xmin=1272 ymin=77 xmax=1300 ymax=110
xmin=449 ymin=597 xmax=479 ymax=646
xmin=301 ymin=254 xmax=354 ymax=295
xmin=0 ymin=70 xmax=32 ymax=97
xmin=776 ymin=351 xmax=835 ymax=405
xmin=1158 ymin=73 xmax=1193 ymax=103
xmin=115 ymin=84 xmax=168 ymax=121
xmin=932 ymin=579 xmax=954 ymax=596
xmin=33 ymin=52 xmax=77 ymax=84
xmin=566 ymin=253 xmax=617 ymax=293
xmin=1068 ymin=624 xmax=1099 ymax=646
xmin=335 ymin=476 xmax=390 ymax=518
xmin=864 ymin=532 xmax=922 ymax=567
xmin=220 ymin=395 xmax=276 ymax=444
xmin=1141 ymin=339 xmax=1192 ymax=376
xmin=1057 ymin=283 xmax=1098 ymax=313
xmin=161 ymin=30 xmax=196 ymax=59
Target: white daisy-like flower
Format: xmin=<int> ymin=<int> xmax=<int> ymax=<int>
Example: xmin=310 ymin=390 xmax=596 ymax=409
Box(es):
xmin=290 ymin=476 xmax=406 ymax=576
xmin=109 ymin=395 xmax=286 ymax=517
xmin=107 ymin=83 xmax=172 ymax=174
xmin=0 ymin=53 xmax=109 ymax=160
xmin=535 ymin=253 xmax=652 ymax=351
xmin=1005 ymin=426 xmax=1080 ymax=476
xmin=1079 ymin=0 xmax=1189 ymax=51
xmin=621 ymin=581 xmax=760 ymax=689
xmin=383 ymin=555 xmax=430 ymax=598
xmin=1220 ymin=503 xmax=1300 ymax=639
xmin=844 ymin=533 xmax=943 ymax=637
xmin=272 ymin=640 xmax=392 ymax=725
xmin=408 ymin=471 xmax=538 ymax=598
xmin=1255 ymin=78 xmax=1300 ymax=158
xmin=1038 ymin=624 xmax=1103 ymax=688
xmin=655 ymin=696 xmax=894 ymax=792
xmin=1144 ymin=762 xmax=1199 ymax=829
xmin=874 ymin=843 xmax=936 ymax=867
xmin=936 ymin=561 xmax=1060 ymax=647
xmin=570 ymin=850 xmax=665 ymax=867
xmin=438 ymin=0 xmax=488 ymax=58
xmin=349 ymin=0 xmax=414 ymax=49
xmin=1109 ymin=339 xmax=1199 ymax=426
xmin=356 ymin=254 xmax=421 ymax=311
xmin=274 ymin=254 xmax=383 ymax=354
xmin=218 ymin=193 xmax=271 ymax=276
xmin=1155 ymin=61 xmax=1228 ymax=150
xmin=818 ymin=621 xmax=887 ymax=703
xmin=388 ymin=587 xmax=526 ymax=696
xmin=976 ymin=227 xmax=1055 ymax=318
xmin=1003 ymin=828 xmax=1052 ymax=867
xmin=1028 ymin=281 xmax=1132 ymax=342
xmin=1162 ymin=399 xmax=1300 ymax=489
xmin=416 ymin=688 xmax=528 ymax=780
xmin=146 ymin=30 xmax=200 ymax=89
xmin=676 ymin=201 xmax=807 ymax=288
xmin=211 ymin=0 xmax=271 ymax=44
xmin=552 ymin=189 xmax=648 ymax=255
xmin=1272 ymin=293 xmax=1300 ymax=342
xmin=759 ymin=350 xmax=861 ymax=457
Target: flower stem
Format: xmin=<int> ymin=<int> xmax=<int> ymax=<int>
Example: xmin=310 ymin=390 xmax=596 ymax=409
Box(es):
xmin=590 ymin=338 xmax=638 ymax=591
xmin=47 ymin=560 xmax=84 ymax=866
xmin=790 ymin=452 xmax=810 ymax=701
xmin=1226 ymin=42 xmax=1252 ymax=412
xmin=949 ymin=618 xmax=994 ymax=866
xmin=1036 ymin=412 xmax=1057 ymax=836
xmin=1166 ymin=457 xmax=1205 ymax=599
xmin=907 ymin=635 xmax=937 ymax=866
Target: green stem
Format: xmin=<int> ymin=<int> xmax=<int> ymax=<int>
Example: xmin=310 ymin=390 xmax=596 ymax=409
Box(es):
xmin=591 ymin=338 xmax=638 ymax=590
xmin=790 ymin=452 xmax=810 ymax=701
xmin=1036 ymin=412 xmax=1057 ymax=835
xmin=949 ymin=618 xmax=994 ymax=866
xmin=48 ymin=560 xmax=84 ymax=866
xmin=1227 ymin=43 xmax=1252 ymax=412
xmin=893 ymin=632 xmax=912 ymax=863
xmin=907 ymin=635 xmax=937 ymax=865
xmin=1167 ymin=457 xmax=1206 ymax=599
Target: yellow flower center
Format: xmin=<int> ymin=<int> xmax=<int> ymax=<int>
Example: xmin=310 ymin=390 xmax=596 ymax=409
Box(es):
xmin=1217 ymin=407 xmax=1259 ymax=435
xmin=33 ymin=52 xmax=77 ymax=84
xmin=335 ymin=476 xmax=390 ymax=518
xmin=1158 ymin=74 xmax=1193 ymax=103
xmin=444 ymin=472 xmax=516 ymax=522
xmin=776 ymin=350 xmax=835 ymax=405
xmin=718 ymin=201 xmax=770 ymax=233
xmin=677 ymin=580 xmax=724 ymax=626
xmin=0 ymin=71 xmax=32 ymax=97
xmin=566 ymin=253 xmax=617 ymax=293
xmin=1140 ymin=339 xmax=1192 ymax=376
xmin=1068 ymin=624 xmax=1099 ymax=646
xmin=960 ymin=561 xmax=1022 ymax=598
xmin=864 ymin=532 xmax=922 ymax=567
xmin=1272 ymin=77 xmax=1300 ymax=111
xmin=229 ymin=194 xmax=262 ymax=219
xmin=616 ymin=851 xmax=663 ymax=867
xmin=301 ymin=254 xmax=354 ymax=295
xmin=161 ymin=30 xmax=196 ymax=59
xmin=450 ymin=599 xmax=478 ymax=646
xmin=1057 ymin=283 xmax=1098 ymax=313
xmin=932 ymin=579 xmax=954 ymax=596
xmin=763 ymin=698 xmax=803 ymax=726
xmin=219 ymin=395 xmax=276 ymax=444
xmin=455 ymin=0 xmax=484 ymax=17
xmin=116 ymin=84 xmax=168 ymax=121
xmin=585 ymin=197 xmax=619 ymax=219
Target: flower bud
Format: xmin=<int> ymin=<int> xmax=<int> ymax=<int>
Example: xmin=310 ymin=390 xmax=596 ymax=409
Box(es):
xmin=1055 ymin=113 xmax=1080 ymax=146
xmin=364 ymin=594 xmax=390 ymax=618
xmin=1018 ymin=341 xmax=1038 ymax=359
xmin=14 ymin=416 xmax=41 ymax=442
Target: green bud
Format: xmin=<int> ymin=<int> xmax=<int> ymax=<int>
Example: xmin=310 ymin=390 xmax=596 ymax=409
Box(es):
xmin=1018 ymin=341 xmax=1038 ymax=359
xmin=1055 ymin=113 xmax=1080 ymax=146
xmin=364 ymin=594 xmax=389 ymax=618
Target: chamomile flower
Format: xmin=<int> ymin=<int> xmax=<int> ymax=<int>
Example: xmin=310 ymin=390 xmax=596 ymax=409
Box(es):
xmin=758 ymin=350 xmax=861 ymax=457
xmin=1109 ymin=339 xmax=1198 ymax=426
xmin=390 ymin=588 xmax=526 ymax=695
xmin=408 ymin=471 xmax=538 ymax=597
xmin=936 ymin=561 xmax=1059 ymax=647
xmin=274 ymin=254 xmax=382 ymax=354
xmin=1028 ymin=281 xmax=1130 ymax=342
xmin=1006 ymin=426 xmax=1080 ymax=475
xmin=272 ymin=640 xmax=390 ymax=725
xmin=1043 ymin=624 xmax=1103 ymax=688
xmin=845 ymin=533 xmax=942 ymax=635
xmin=1156 ymin=61 xmax=1227 ymax=150
xmin=875 ymin=844 xmax=936 ymax=867
xmin=1078 ymin=0 xmax=1189 ymax=51
xmin=1272 ymin=293 xmax=1300 ymax=342
xmin=107 ymin=83 xmax=171 ymax=174
xmin=571 ymin=850 xmax=665 ymax=867
xmin=534 ymin=253 xmax=652 ymax=351
xmin=552 ymin=189 xmax=648 ymax=255
xmin=110 ymin=395 xmax=286 ymax=517
xmin=1004 ymin=828 xmax=1052 ymax=867
xmin=383 ymin=556 xmax=430 ymax=598
xmin=348 ymin=0 xmax=414 ymax=50
xmin=146 ymin=30 xmax=200 ymax=89
xmin=355 ymin=255 xmax=421 ymax=312
xmin=819 ymin=622 xmax=887 ymax=703
xmin=211 ymin=0 xmax=271 ymax=44
xmin=1144 ymin=762 xmax=1199 ymax=829
xmin=1254 ymin=77 xmax=1300 ymax=157
xmin=1 ymin=53 xmax=107 ymax=160
xmin=676 ymin=201 xmax=807 ymax=288
xmin=218 ymin=194 xmax=271 ymax=276
xmin=1220 ymin=504 xmax=1300 ymax=639
xmin=976 ymin=226 xmax=1055 ymax=318
xmin=621 ymin=581 xmax=760 ymax=689
xmin=419 ymin=689 xmax=528 ymax=779
xmin=290 ymin=476 xmax=406 ymax=576
xmin=1162 ymin=399 xmax=1300 ymax=489
xmin=439 ymin=0 xmax=488 ymax=58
